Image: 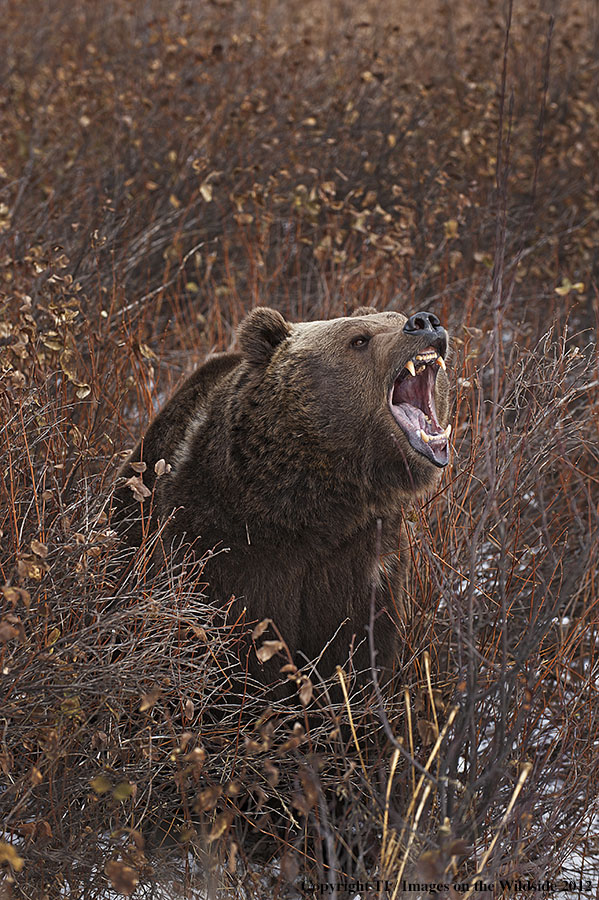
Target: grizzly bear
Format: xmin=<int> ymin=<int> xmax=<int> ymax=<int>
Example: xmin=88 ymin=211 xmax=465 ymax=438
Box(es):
xmin=113 ymin=307 xmax=450 ymax=684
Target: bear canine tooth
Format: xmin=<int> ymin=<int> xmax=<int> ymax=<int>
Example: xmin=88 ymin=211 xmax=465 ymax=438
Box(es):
xmin=444 ymin=423 xmax=452 ymax=437
xmin=419 ymin=429 xmax=431 ymax=443
xmin=405 ymin=360 xmax=416 ymax=377
xmin=436 ymin=355 xmax=447 ymax=371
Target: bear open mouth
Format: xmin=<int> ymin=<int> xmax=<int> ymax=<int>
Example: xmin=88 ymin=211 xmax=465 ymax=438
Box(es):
xmin=389 ymin=346 xmax=450 ymax=468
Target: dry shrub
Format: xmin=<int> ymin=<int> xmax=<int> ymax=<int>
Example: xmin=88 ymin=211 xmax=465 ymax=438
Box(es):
xmin=1 ymin=0 xmax=598 ymax=897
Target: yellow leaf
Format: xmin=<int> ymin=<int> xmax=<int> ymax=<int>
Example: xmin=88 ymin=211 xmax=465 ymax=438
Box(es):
xmin=444 ymin=219 xmax=459 ymax=240
xmin=555 ymin=278 xmax=572 ymax=296
xmin=113 ymin=781 xmax=136 ymax=802
xmin=60 ymin=696 xmax=81 ymax=718
xmin=200 ymin=182 xmax=213 ymax=202
xmin=0 ymin=841 xmax=24 ymax=871
xmin=139 ymin=342 xmax=158 ymax=362
xmin=90 ymin=775 xmax=112 ymax=795
xmin=47 ymin=627 xmax=61 ymax=646
xmin=59 ymin=348 xmax=78 ymax=382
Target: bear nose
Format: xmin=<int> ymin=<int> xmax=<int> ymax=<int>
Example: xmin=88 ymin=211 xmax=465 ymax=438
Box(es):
xmin=403 ymin=311 xmax=442 ymax=335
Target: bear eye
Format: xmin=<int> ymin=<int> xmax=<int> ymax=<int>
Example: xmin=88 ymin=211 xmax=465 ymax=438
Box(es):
xmin=350 ymin=335 xmax=371 ymax=349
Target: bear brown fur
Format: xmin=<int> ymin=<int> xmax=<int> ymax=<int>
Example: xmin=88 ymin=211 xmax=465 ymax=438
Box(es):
xmin=113 ymin=307 xmax=450 ymax=684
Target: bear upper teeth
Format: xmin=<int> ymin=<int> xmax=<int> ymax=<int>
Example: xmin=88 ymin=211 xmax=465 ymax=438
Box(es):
xmin=414 ymin=350 xmax=437 ymax=363
xmin=405 ymin=352 xmax=446 ymax=375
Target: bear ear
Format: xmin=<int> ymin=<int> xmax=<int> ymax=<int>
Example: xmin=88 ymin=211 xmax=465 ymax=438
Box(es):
xmin=238 ymin=307 xmax=291 ymax=366
xmin=350 ymin=306 xmax=378 ymax=317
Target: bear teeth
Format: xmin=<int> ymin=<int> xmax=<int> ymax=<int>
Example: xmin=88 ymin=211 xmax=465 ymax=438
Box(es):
xmin=419 ymin=424 xmax=451 ymax=444
xmin=414 ymin=348 xmax=438 ymax=364
xmin=405 ymin=350 xmax=446 ymax=376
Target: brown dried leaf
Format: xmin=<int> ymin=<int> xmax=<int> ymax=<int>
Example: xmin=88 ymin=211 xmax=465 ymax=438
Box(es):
xmin=129 ymin=461 xmax=147 ymax=474
xmin=17 ymin=556 xmax=48 ymax=581
xmin=41 ymin=333 xmax=63 ymax=351
xmin=280 ymin=852 xmax=299 ymax=882
xmin=154 ymin=458 xmax=171 ymax=477
xmin=280 ymin=663 xmax=297 ymax=675
xmin=139 ymin=343 xmax=158 ymax=362
xmin=418 ymin=849 xmax=445 ymax=881
xmin=416 ymin=718 xmax=437 ymax=746
xmin=298 ymin=676 xmax=313 ymax=706
xmin=91 ymin=731 xmax=108 ymax=751
xmin=139 ymin=687 xmax=161 ymax=712
xmin=0 ymin=616 xmax=24 ymax=642
xmin=15 ymin=820 xmax=52 ymax=842
xmin=263 ymin=760 xmax=279 ymax=787
xmin=188 ymin=623 xmax=207 ymax=641
xmin=446 ymin=838 xmax=470 ymax=857
xmin=206 ymin=810 xmax=233 ymax=843
xmin=196 ymin=785 xmax=221 ymax=812
xmin=125 ymin=475 xmax=151 ymax=502
xmin=1 ymin=586 xmax=31 ymax=609
xmin=105 ymin=860 xmax=139 ymax=896
xmin=256 ymin=639 xmax=284 ymax=663
xmin=59 ymin=348 xmax=78 ymax=381
xmin=251 ymin=618 xmax=271 ymax=640
xmin=228 ymin=841 xmax=238 ymax=873
xmin=30 ymin=539 xmax=48 ymax=559
xmin=0 ymin=622 xmax=18 ymax=643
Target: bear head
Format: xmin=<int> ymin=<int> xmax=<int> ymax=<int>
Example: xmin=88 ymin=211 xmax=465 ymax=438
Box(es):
xmin=236 ymin=306 xmax=450 ymax=504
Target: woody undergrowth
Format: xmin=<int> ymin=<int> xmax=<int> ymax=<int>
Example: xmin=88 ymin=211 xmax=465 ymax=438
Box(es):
xmin=1 ymin=0 xmax=599 ymax=897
